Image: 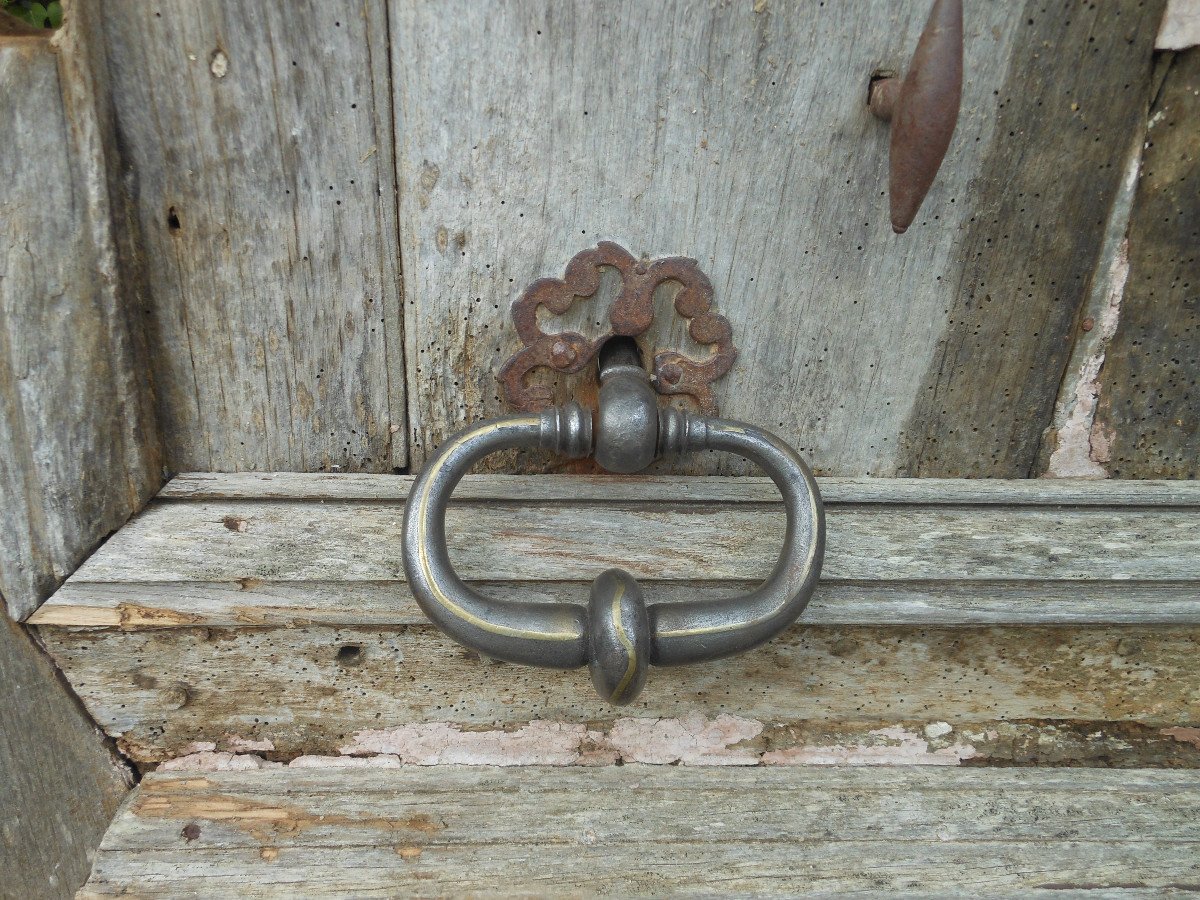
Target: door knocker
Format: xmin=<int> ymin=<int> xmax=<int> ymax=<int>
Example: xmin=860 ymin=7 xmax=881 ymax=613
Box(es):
xmin=402 ymin=243 xmax=825 ymax=704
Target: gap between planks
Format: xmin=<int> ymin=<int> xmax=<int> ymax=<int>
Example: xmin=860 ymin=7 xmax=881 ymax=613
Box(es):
xmin=159 ymin=472 xmax=1200 ymax=505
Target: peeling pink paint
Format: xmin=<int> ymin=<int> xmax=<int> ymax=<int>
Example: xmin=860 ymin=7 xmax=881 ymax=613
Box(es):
xmin=761 ymin=726 xmax=976 ymax=766
xmin=223 ymin=736 xmax=276 ymax=753
xmin=1088 ymin=420 xmax=1115 ymax=466
xmin=159 ymin=718 xmax=987 ymax=770
xmin=1046 ymin=234 xmax=1131 ymax=478
xmin=1162 ymin=726 xmax=1200 ymax=749
xmin=606 ymin=714 xmax=763 ymax=765
xmin=159 ymin=751 xmax=281 ymax=772
xmin=338 ymin=721 xmax=616 ymax=766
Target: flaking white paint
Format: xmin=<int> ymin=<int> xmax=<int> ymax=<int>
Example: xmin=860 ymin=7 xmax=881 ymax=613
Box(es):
xmin=1158 ymin=0 xmax=1200 ymax=48
xmin=1046 ymin=237 xmax=1132 ymax=477
xmin=606 ymin=714 xmax=764 ymax=765
xmin=338 ymin=721 xmax=615 ymax=766
xmin=159 ymin=751 xmax=280 ymax=772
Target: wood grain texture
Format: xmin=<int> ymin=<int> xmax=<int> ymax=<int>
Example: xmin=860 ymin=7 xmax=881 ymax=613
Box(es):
xmin=80 ymin=767 xmax=1200 ymax=896
xmin=31 ymin=474 xmax=1200 ymax=763
xmin=0 ymin=12 xmax=149 ymax=897
xmin=1 ymin=617 xmax=133 ymax=899
xmin=155 ymin=471 xmax=1200 ymax=505
xmin=898 ymin=0 xmax=1165 ymax=476
xmin=28 ymin=475 xmax=1200 ymax=628
xmin=1037 ymin=114 xmax=1145 ymax=479
xmin=38 ymin=622 xmax=1200 ymax=764
xmin=391 ymin=0 xmax=1163 ymax=476
xmin=99 ymin=0 xmax=406 ymax=473
xmin=0 ymin=26 xmax=160 ymax=621
xmin=34 ymin=579 xmax=1200 ymax=630
xmin=55 ymin=501 xmax=1200 ymax=584
xmin=115 ymin=717 xmax=1200 ymax=770
xmin=1093 ymin=49 xmax=1200 ymax=478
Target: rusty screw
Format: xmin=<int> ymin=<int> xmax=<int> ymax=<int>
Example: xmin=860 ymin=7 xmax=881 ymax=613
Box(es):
xmin=869 ymin=0 xmax=963 ymax=234
xmin=549 ymin=339 xmax=577 ymax=368
xmin=658 ymin=363 xmax=683 ymax=386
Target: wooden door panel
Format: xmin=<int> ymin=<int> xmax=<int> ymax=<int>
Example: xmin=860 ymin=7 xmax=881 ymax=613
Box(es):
xmin=31 ymin=473 xmax=1200 ymax=766
xmin=1094 ymin=49 xmax=1200 ymax=477
xmin=393 ymin=0 xmax=1164 ymax=475
xmin=100 ymin=1 xmax=407 ymax=473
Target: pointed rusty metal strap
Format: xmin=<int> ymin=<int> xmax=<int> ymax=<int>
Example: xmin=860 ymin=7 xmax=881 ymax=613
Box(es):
xmin=869 ymin=0 xmax=963 ymax=234
xmin=497 ymin=242 xmax=737 ymax=415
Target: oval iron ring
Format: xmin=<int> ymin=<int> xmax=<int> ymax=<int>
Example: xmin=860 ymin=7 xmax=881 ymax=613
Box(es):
xmin=401 ymin=382 xmax=825 ymax=706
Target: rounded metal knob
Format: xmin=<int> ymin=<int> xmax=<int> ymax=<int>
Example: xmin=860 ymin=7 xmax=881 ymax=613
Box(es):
xmin=588 ymin=569 xmax=650 ymax=705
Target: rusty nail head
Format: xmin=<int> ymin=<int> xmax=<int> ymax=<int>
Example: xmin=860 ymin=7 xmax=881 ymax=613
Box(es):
xmin=550 ymin=340 xmax=577 ymax=367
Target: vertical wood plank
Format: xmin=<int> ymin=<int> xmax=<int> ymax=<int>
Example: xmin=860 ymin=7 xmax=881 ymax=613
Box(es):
xmin=900 ymin=0 xmax=1167 ymax=476
xmin=0 ymin=24 xmax=160 ymax=620
xmin=101 ymin=0 xmax=406 ymax=472
xmin=2 ymin=8 xmax=143 ymax=897
xmin=392 ymin=0 xmax=1163 ymax=476
xmin=1092 ymin=49 xmax=1199 ymax=477
xmin=0 ymin=617 xmax=132 ymax=898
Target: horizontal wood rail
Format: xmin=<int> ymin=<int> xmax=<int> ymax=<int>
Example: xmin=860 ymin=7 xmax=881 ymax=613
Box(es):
xmin=80 ymin=767 xmax=1200 ymax=896
xmin=29 ymin=474 xmax=1200 ymax=630
xmin=28 ymin=475 xmax=1200 ymax=768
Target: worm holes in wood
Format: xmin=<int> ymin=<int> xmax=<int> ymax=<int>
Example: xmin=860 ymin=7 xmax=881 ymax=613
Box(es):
xmin=166 ymin=206 xmax=181 ymax=234
xmin=336 ymin=644 xmax=364 ymax=667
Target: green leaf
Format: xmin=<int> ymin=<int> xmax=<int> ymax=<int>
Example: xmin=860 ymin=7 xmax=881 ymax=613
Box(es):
xmin=46 ymin=1 xmax=61 ymax=28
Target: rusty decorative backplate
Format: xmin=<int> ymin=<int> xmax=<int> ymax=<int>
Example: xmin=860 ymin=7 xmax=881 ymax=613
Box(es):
xmin=497 ymin=242 xmax=737 ymax=415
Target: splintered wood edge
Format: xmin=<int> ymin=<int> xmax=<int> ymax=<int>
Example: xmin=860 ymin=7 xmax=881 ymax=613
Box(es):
xmin=158 ymin=473 xmax=1200 ymax=506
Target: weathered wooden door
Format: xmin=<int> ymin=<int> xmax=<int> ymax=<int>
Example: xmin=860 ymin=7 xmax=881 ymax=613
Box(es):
xmin=78 ymin=0 xmax=1175 ymax=480
xmin=25 ymin=0 xmax=1197 ymax=769
xmin=6 ymin=1 xmax=1199 ymax=894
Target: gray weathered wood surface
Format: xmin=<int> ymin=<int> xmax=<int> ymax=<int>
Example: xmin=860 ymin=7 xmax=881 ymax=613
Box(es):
xmin=393 ymin=0 xmax=1165 ymax=476
xmin=0 ymin=26 xmax=160 ymax=621
xmin=98 ymin=0 xmax=406 ymax=472
xmin=30 ymin=474 xmax=1200 ymax=628
xmin=155 ymin=470 xmax=1200 ymax=504
xmin=1 ymin=616 xmax=133 ymax=900
xmin=29 ymin=474 xmax=1200 ymax=764
xmin=39 ymin=622 xmax=1200 ymax=765
xmin=1093 ymin=49 xmax=1199 ymax=478
xmin=1 ymin=619 xmax=133 ymax=897
xmin=0 ymin=13 xmax=147 ymax=897
xmin=79 ymin=767 xmax=1200 ymax=896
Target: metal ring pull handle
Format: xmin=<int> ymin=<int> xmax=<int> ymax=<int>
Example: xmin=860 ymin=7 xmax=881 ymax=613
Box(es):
xmin=402 ymin=339 xmax=825 ymax=705
xmin=868 ymin=0 xmax=963 ymax=234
